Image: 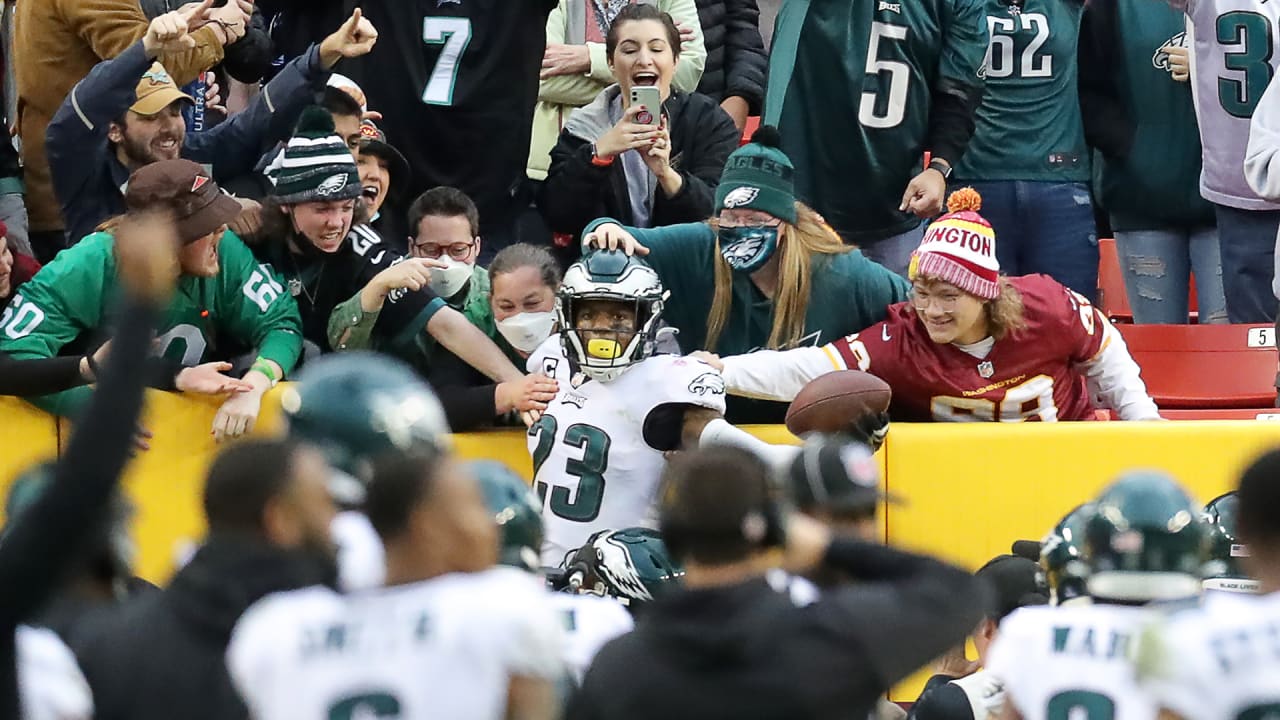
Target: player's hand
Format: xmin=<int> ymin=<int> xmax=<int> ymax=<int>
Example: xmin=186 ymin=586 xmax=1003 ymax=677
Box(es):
xmin=720 ymin=95 xmax=750 ymax=131
xmin=583 ymin=222 xmax=649 ymax=256
xmin=541 ymin=43 xmax=590 ymax=79
xmin=595 ymin=104 xmax=663 ymax=158
xmin=900 ymin=167 xmax=948 ymax=218
xmin=846 ymin=410 xmax=890 ymax=453
xmin=206 ymin=0 xmax=252 ymax=46
xmin=229 ymin=197 xmax=263 ymax=240
xmin=689 ymin=351 xmax=724 ymax=371
xmin=495 ymin=373 xmax=560 ymax=415
xmin=176 ymin=362 xmax=254 ymax=395
xmin=781 ymin=512 xmax=833 ymax=573
xmin=144 ymin=0 xmax=212 ymax=56
xmin=932 ymin=644 xmax=981 ymax=679
xmin=1163 ymin=45 xmax=1190 ymax=82
xmin=212 ymin=386 xmax=264 ymax=442
xmin=320 ymin=8 xmax=379 ymax=68
xmin=114 ymin=210 xmax=181 ymax=304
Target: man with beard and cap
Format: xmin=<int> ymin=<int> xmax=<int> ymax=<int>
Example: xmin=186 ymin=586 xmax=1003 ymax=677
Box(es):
xmin=74 ymin=438 xmax=341 ymax=720
xmin=46 ymin=3 xmax=380 ymax=247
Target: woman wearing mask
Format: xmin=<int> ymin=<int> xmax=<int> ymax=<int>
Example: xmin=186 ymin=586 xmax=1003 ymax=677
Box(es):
xmin=256 ymin=108 xmax=523 ymax=392
xmin=539 ymin=4 xmax=739 ymax=256
xmin=584 ymin=128 xmax=911 ymax=422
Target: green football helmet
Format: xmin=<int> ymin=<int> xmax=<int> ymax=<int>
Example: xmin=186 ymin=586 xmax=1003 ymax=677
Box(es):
xmin=1084 ymin=470 xmax=1208 ymax=602
xmin=1039 ymin=503 xmax=1095 ymax=606
xmin=556 ymin=249 xmax=667 ymax=382
xmin=563 ymin=527 xmax=684 ymax=606
xmin=1201 ymin=492 xmax=1259 ymax=593
xmin=472 ymin=460 xmax=544 ymax=573
xmin=281 ymin=352 xmax=450 ymax=504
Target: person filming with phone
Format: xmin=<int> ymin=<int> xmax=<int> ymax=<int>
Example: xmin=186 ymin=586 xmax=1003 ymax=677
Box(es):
xmin=539 ymin=4 xmax=739 ymax=255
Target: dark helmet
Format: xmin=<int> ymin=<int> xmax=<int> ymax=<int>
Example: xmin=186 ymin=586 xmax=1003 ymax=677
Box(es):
xmin=1039 ymin=503 xmax=1095 ymax=605
xmin=281 ymin=352 xmax=449 ymax=504
xmin=555 ymin=249 xmax=667 ymax=382
xmin=563 ymin=528 xmax=683 ymax=606
xmin=1202 ymin=492 xmax=1258 ymax=593
xmin=472 ymin=460 xmax=543 ymax=573
xmin=1084 ymin=470 xmax=1208 ymax=602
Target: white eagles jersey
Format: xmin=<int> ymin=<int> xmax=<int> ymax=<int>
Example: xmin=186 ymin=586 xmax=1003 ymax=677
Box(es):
xmin=986 ymin=604 xmax=1159 ymax=720
xmin=548 ymin=592 xmax=634 ymax=683
xmin=526 ymin=339 xmax=726 ymax=565
xmin=228 ymin=567 xmax=564 ymax=720
xmin=16 ymin=625 xmax=92 ymax=720
xmin=949 ymin=670 xmax=1007 ymax=720
xmin=1141 ymin=591 xmax=1280 ymax=720
xmin=332 ymin=510 xmax=385 ymax=592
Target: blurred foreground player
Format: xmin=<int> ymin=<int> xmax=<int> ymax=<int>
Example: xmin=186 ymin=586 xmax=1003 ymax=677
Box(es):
xmin=229 ymin=450 xmax=564 ymax=720
xmin=567 ymin=445 xmax=988 ymax=720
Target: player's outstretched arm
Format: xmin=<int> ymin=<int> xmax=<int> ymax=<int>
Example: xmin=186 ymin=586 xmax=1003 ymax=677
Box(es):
xmin=689 ymin=408 xmax=800 ymax=470
xmin=712 ymin=345 xmax=839 ymax=401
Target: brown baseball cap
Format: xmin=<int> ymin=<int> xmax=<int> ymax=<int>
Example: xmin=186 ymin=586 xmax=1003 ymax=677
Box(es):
xmin=125 ymin=159 xmax=242 ymax=244
xmin=132 ymin=62 xmax=194 ymax=116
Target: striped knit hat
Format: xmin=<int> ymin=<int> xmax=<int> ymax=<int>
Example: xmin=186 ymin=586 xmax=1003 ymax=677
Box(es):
xmin=909 ymin=188 xmax=1000 ymax=299
xmin=268 ymin=106 xmax=361 ymax=205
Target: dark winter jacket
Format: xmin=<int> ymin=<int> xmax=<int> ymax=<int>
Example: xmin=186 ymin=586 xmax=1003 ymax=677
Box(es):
xmin=540 ymin=87 xmax=738 ymax=246
xmin=694 ymin=0 xmax=768 ymax=111
xmin=73 ymin=535 xmax=336 ymax=720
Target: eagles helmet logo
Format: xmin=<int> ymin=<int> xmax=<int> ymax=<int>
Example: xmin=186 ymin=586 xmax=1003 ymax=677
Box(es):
xmin=1153 ymin=32 xmax=1187 ymax=70
xmin=316 ymin=173 xmax=349 ymax=196
xmin=687 ymin=372 xmax=725 ymax=396
xmin=722 ymin=186 xmax=760 ymax=208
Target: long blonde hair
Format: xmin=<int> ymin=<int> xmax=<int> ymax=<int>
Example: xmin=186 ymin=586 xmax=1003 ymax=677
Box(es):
xmin=706 ymin=202 xmax=850 ymax=350
xmin=985 ymin=277 xmax=1027 ymax=341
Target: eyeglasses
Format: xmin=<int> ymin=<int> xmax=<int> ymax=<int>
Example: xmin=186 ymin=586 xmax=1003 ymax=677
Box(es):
xmin=909 ymin=290 xmax=961 ymax=313
xmin=412 ymin=240 xmax=476 ymax=261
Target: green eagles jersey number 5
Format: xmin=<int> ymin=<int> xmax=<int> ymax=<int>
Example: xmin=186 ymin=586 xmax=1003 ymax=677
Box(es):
xmin=0 ymin=230 xmax=303 ymax=416
xmin=765 ymin=0 xmax=989 ymax=243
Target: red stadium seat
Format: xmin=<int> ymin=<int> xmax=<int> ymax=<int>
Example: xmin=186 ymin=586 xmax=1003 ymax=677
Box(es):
xmin=1161 ymin=408 xmax=1280 ymax=420
xmin=1119 ymin=323 xmax=1278 ymax=408
xmin=740 ymin=116 xmax=761 ymax=146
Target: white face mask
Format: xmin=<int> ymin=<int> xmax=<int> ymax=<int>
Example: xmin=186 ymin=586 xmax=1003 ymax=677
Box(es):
xmin=428 ymin=257 xmax=474 ymax=299
xmin=496 ymin=311 xmax=557 ymax=353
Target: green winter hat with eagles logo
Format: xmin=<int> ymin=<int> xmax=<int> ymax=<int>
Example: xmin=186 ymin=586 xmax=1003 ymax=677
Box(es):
xmin=268 ymin=106 xmax=362 ymax=205
xmin=713 ymin=125 xmax=798 ymax=224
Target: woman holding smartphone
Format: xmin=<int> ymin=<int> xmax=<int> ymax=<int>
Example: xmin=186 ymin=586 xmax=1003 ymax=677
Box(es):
xmin=539 ymin=4 xmax=739 ymax=256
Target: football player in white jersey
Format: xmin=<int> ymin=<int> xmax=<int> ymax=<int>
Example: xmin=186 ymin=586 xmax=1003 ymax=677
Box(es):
xmin=228 ymin=448 xmax=565 ymax=720
xmin=281 ymin=351 xmax=452 ymax=592
xmin=1139 ymin=449 xmax=1280 ymax=720
xmin=986 ymin=471 xmax=1208 ymax=720
xmin=528 ymin=248 xmax=799 ymax=565
xmin=473 ymin=459 xmax=636 ymax=684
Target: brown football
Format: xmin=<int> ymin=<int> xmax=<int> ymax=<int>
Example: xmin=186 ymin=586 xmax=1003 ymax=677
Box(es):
xmin=785 ymin=371 xmax=892 ymax=436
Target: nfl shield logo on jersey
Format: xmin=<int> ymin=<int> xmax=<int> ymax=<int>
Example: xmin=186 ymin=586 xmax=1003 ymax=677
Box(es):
xmin=722 ymin=187 xmax=760 ymax=208
xmin=977 ymin=361 xmax=994 ymax=379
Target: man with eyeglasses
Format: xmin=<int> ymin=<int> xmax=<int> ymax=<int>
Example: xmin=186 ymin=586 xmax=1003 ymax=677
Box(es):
xmin=699 ymin=189 xmax=1161 ymax=423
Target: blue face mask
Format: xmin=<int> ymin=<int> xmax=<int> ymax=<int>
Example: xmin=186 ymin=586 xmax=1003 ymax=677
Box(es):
xmin=718 ymin=225 xmax=779 ymax=273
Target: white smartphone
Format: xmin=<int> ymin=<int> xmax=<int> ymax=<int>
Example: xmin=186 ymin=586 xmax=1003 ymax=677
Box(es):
xmin=629 ymin=86 xmax=662 ymax=126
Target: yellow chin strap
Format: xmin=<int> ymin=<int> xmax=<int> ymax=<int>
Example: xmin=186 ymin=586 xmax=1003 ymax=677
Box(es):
xmin=586 ymin=339 xmax=623 ymax=360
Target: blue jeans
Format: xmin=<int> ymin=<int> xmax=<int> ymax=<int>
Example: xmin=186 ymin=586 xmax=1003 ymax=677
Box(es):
xmin=1113 ymin=226 xmax=1228 ymax=324
xmin=1213 ymin=204 xmax=1280 ymax=323
xmin=962 ymin=181 xmax=1099 ymax=302
xmin=860 ymin=223 xmax=925 ymax=277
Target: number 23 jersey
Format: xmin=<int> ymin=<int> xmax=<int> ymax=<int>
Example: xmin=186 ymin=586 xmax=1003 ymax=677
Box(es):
xmin=526 ymin=338 xmax=727 ymax=565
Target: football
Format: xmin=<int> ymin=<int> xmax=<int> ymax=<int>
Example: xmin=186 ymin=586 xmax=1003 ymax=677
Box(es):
xmin=785 ymin=370 xmax=892 ymax=436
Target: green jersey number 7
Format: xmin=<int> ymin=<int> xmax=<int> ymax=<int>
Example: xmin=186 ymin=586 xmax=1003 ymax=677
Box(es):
xmin=422 ymin=17 xmax=472 ymax=106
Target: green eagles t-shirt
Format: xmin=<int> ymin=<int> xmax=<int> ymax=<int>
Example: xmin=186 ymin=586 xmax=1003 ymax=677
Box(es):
xmin=0 ymin=231 xmax=303 ymax=416
xmin=766 ymin=0 xmax=988 ymax=243
xmin=954 ymin=0 xmax=1090 ymax=182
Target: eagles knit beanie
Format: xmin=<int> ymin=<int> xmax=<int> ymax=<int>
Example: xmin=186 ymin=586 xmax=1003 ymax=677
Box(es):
xmin=269 ymin=106 xmax=361 ymax=205
xmin=714 ymin=126 xmax=798 ymax=224
xmin=909 ymin=188 xmax=1000 ymax=300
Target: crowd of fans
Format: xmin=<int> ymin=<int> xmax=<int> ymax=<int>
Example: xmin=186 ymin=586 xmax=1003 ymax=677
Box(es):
xmin=1 ymin=0 xmax=1280 ymax=717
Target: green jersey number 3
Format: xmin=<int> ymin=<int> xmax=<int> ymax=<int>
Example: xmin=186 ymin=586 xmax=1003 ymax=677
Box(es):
xmin=422 ymin=17 xmax=472 ymax=106
xmin=1218 ymin=11 xmax=1275 ymax=118
xmin=860 ymin=22 xmax=911 ymax=129
xmin=530 ymin=415 xmax=612 ymax=523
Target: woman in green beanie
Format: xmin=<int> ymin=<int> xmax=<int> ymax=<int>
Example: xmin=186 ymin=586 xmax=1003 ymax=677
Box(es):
xmin=584 ymin=126 xmax=910 ymax=422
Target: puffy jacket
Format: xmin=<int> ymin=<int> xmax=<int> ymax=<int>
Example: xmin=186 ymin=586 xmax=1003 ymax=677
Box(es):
xmin=693 ymin=0 xmax=767 ymax=110
xmin=527 ymin=0 xmax=707 ymax=181
xmin=539 ymin=87 xmax=738 ymax=247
